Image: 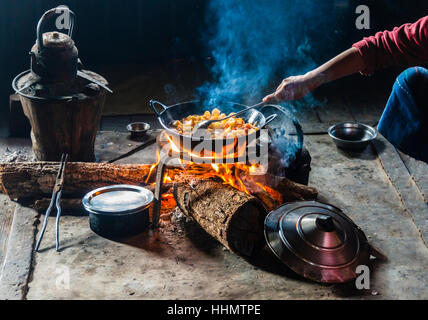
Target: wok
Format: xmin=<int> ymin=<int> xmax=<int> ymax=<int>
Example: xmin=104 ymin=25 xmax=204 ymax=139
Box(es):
xmin=150 ymin=100 xmax=300 ymax=161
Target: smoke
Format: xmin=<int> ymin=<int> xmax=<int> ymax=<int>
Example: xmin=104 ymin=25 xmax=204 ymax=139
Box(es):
xmin=197 ymin=0 xmax=330 ymax=108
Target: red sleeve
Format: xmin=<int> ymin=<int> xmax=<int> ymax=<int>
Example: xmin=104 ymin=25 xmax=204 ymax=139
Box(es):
xmin=352 ymin=16 xmax=428 ymax=75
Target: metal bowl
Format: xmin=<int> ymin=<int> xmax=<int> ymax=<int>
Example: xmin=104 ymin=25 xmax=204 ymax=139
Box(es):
xmin=328 ymin=122 xmax=377 ymax=151
xmin=127 ymin=122 xmax=150 ymax=139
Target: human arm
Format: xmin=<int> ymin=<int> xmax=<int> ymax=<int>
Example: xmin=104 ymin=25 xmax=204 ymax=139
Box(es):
xmin=263 ymin=47 xmax=364 ymax=102
xmin=264 ymin=16 xmax=428 ymax=102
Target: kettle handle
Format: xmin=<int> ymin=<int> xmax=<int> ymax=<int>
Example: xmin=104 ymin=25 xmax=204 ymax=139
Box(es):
xmin=37 ymin=6 xmax=76 ymax=51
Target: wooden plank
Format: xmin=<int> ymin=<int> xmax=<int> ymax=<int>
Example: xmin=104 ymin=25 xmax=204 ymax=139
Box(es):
xmin=95 ymin=130 xmax=158 ymax=163
xmin=398 ymin=151 xmax=428 ymax=203
xmin=300 ymin=121 xmax=378 ymax=135
xmin=100 ymin=116 xmax=132 ymax=131
xmin=373 ymin=134 xmax=428 ymax=246
xmin=0 ymin=205 xmax=38 ymax=300
xmin=292 ymin=105 xmax=320 ymax=125
xmin=0 ymin=195 xmax=15 ymax=271
xmin=351 ymin=89 xmax=390 ymax=123
xmin=351 ymin=101 xmax=383 ymax=125
xmin=316 ymin=100 xmax=355 ymax=124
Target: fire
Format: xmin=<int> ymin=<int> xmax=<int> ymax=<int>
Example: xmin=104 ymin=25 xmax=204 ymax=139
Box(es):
xmin=145 ymin=150 xmax=161 ymax=184
xmin=164 ymin=131 xmax=247 ymax=161
xmin=256 ymin=182 xmax=283 ymax=203
xmin=165 ymin=134 xmax=181 ymax=153
xmin=163 ymin=171 xmax=172 ymax=183
xmin=210 ymin=163 xmax=250 ymax=194
xmin=145 ymin=132 xmax=277 ymax=201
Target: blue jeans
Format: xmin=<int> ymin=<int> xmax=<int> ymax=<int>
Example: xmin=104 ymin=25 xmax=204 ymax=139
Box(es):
xmin=378 ymin=67 xmax=428 ymax=163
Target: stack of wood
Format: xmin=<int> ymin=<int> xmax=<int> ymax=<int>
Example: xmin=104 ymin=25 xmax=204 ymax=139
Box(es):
xmin=0 ymin=161 xmax=318 ymax=258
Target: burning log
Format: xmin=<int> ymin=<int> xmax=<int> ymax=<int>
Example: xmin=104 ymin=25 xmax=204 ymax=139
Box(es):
xmin=0 ymin=161 xmax=318 ymax=258
xmin=174 ymin=178 xmax=268 ymax=258
xmin=0 ymin=162 xmax=156 ymax=199
xmin=0 ymin=162 xmax=317 ymax=202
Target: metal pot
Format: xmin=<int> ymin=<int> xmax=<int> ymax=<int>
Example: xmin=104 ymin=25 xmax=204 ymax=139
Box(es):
xmin=83 ymin=185 xmax=153 ymax=238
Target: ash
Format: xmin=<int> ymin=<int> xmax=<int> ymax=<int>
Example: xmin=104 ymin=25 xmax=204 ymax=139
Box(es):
xmin=1 ymin=147 xmax=35 ymax=163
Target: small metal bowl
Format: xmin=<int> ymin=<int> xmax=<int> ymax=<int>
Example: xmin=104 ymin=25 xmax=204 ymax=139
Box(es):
xmin=328 ymin=122 xmax=377 ymax=151
xmin=127 ymin=122 xmax=150 ymax=139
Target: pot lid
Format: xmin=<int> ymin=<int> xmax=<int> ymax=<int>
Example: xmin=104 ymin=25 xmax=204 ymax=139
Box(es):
xmin=264 ymin=201 xmax=370 ymax=283
xmin=83 ymin=185 xmax=154 ymax=215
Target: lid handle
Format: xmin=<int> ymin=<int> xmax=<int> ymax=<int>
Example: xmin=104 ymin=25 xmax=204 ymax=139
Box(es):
xmin=316 ymin=215 xmax=335 ymax=232
xmin=37 ymin=6 xmax=76 ymax=52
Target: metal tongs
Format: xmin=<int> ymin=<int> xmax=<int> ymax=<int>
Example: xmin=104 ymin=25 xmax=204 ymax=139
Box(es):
xmin=35 ymin=154 xmax=68 ymax=252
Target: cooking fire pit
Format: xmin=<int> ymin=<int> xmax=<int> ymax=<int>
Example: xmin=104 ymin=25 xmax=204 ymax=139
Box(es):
xmin=147 ymin=101 xmax=311 ymax=226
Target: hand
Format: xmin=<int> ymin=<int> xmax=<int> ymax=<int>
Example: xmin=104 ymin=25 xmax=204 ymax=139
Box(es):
xmin=263 ymin=73 xmax=318 ymax=103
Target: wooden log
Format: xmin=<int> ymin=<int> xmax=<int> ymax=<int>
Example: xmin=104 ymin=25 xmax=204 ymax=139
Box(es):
xmin=0 ymin=162 xmax=318 ymax=201
xmin=33 ymin=198 xmax=84 ymax=212
xmin=174 ymin=178 xmax=268 ymax=258
xmin=0 ymin=162 xmax=155 ymax=199
xmin=277 ymin=177 xmax=318 ymax=202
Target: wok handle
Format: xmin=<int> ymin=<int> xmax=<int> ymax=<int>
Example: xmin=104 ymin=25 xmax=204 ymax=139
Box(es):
xmin=260 ymin=105 xmax=304 ymax=152
xmin=263 ymin=114 xmax=278 ymax=128
xmin=150 ymin=100 xmax=168 ymax=117
xmin=293 ymin=118 xmax=304 ymax=152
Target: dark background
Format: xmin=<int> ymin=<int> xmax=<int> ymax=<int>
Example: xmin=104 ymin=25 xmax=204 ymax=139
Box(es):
xmin=1 ymin=0 xmax=428 ymax=134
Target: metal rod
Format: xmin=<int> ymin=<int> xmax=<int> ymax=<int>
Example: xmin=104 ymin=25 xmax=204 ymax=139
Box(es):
xmin=152 ymin=153 xmax=169 ymax=228
xmin=34 ymin=193 xmax=56 ymax=251
xmin=55 ymin=189 xmax=63 ymax=251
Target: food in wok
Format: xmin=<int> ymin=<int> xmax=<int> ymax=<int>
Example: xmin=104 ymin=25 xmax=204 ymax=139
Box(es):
xmin=172 ymin=108 xmax=258 ymax=138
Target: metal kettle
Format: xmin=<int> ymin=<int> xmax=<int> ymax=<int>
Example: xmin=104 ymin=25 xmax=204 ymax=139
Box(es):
xmin=30 ymin=7 xmax=78 ymax=83
xmin=13 ymin=6 xmax=112 ymax=97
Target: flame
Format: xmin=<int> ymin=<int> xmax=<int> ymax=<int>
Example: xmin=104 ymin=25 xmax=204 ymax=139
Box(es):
xmin=163 ymin=171 xmax=172 ymax=183
xmin=209 ymin=163 xmax=252 ymax=194
xmin=146 ymin=132 xmax=275 ymax=199
xmin=255 ymin=182 xmax=267 ymax=192
xmin=145 ymin=150 xmax=161 ymax=184
xmin=165 ymin=134 xmax=181 ymax=153
xmin=256 ymin=182 xmax=283 ymax=203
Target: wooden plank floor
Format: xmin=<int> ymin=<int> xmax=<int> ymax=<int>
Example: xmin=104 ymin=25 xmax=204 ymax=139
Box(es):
xmin=20 ymin=134 xmax=428 ymax=300
xmin=0 ymin=195 xmax=15 ymax=274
